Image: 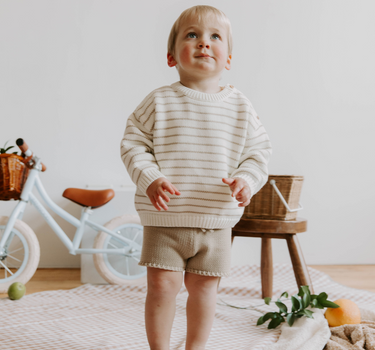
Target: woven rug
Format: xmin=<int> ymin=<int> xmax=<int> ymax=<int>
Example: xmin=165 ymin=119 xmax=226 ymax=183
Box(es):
xmin=1 ymin=264 xmax=375 ymax=350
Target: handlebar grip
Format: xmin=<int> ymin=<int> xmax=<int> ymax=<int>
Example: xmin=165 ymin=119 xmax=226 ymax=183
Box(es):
xmin=16 ymin=138 xmax=47 ymax=172
xmin=16 ymin=138 xmax=31 ymax=156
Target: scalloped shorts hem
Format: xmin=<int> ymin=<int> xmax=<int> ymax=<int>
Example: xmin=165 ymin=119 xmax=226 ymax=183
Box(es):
xmin=138 ymin=262 xmax=184 ymax=272
xmin=138 ymin=226 xmax=232 ymax=277
xmin=185 ymin=268 xmax=231 ymax=277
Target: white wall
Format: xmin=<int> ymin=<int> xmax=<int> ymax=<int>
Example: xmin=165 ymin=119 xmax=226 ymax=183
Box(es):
xmin=1 ymin=0 xmax=374 ymax=267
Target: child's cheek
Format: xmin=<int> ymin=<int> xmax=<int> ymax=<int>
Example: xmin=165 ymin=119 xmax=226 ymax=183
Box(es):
xmin=214 ymin=48 xmax=226 ymax=61
xmin=179 ymin=46 xmax=192 ymax=65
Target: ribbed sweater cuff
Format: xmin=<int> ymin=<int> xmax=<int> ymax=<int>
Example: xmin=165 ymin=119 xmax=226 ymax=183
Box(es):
xmin=137 ymin=169 xmax=166 ymax=195
xmin=232 ymin=174 xmax=258 ymax=198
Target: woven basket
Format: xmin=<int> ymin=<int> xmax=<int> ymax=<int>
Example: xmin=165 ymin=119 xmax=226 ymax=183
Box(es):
xmin=242 ymin=175 xmax=304 ymax=221
xmin=0 ymin=154 xmax=29 ymax=201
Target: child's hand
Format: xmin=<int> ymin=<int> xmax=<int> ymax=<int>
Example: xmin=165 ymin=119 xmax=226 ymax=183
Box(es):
xmin=222 ymin=177 xmax=251 ymax=207
xmin=146 ymin=178 xmax=181 ymax=211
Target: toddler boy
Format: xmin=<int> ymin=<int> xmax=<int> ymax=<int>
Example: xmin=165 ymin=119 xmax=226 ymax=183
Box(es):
xmin=120 ymin=5 xmax=272 ymax=349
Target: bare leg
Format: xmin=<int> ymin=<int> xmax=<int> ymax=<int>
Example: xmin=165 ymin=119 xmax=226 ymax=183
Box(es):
xmin=145 ymin=267 xmax=183 ymax=350
xmin=184 ymin=272 xmax=220 ymax=350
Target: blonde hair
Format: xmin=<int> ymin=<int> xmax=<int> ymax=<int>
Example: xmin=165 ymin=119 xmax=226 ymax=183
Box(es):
xmin=168 ymin=5 xmax=233 ymax=57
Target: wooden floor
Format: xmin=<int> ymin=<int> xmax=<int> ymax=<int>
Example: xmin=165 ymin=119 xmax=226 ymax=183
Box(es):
xmin=1 ymin=265 xmax=374 ymax=299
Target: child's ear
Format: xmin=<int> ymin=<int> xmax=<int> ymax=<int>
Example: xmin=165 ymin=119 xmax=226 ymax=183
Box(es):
xmin=225 ymin=55 xmax=232 ymax=71
xmin=167 ymin=52 xmax=177 ymax=67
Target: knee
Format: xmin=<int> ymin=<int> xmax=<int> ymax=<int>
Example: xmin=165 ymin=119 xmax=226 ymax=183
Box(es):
xmin=147 ymin=269 xmax=182 ymax=297
xmin=184 ymin=273 xmax=219 ymax=297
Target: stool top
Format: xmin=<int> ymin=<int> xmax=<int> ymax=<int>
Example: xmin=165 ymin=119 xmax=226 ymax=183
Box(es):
xmin=233 ymin=217 xmax=307 ymax=234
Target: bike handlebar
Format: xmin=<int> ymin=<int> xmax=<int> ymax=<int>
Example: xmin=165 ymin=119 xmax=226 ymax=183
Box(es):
xmin=16 ymin=138 xmax=47 ymax=172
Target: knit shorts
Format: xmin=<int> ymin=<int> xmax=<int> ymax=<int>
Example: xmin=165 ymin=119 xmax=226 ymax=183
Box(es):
xmin=139 ymin=226 xmax=232 ymax=277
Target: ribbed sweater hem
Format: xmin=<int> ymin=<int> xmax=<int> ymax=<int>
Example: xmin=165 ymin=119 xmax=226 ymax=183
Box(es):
xmin=139 ymin=213 xmax=241 ymax=229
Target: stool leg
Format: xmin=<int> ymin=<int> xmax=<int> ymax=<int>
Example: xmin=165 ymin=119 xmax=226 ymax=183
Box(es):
xmin=261 ymin=237 xmax=273 ymax=298
xmin=286 ymin=235 xmax=314 ymax=294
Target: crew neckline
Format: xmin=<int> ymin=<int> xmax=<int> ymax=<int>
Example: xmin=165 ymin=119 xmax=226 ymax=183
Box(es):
xmin=170 ymin=81 xmax=234 ymax=102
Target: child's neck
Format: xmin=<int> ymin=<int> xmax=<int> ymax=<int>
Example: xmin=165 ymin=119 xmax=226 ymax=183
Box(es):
xmin=179 ymin=76 xmax=223 ymax=94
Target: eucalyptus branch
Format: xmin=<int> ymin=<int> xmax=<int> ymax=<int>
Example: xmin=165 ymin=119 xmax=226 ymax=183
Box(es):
xmin=256 ymin=286 xmax=339 ymax=329
xmin=217 ymin=297 xmax=289 ymax=314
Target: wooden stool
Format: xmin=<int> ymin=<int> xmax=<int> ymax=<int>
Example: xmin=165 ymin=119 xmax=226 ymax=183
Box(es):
xmin=232 ymin=217 xmax=313 ymax=298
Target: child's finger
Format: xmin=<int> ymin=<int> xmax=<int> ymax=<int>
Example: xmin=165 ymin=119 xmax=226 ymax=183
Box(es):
xmin=222 ymin=178 xmax=234 ymax=185
xmin=238 ymin=199 xmax=251 ymax=207
xmin=156 ymin=195 xmax=168 ymax=211
xmin=163 ymin=183 xmax=176 ymax=195
xmin=171 ymin=184 xmax=181 ymax=195
xmin=235 ymin=192 xmax=245 ymax=201
xmin=234 ymin=186 xmax=248 ymax=199
xmin=149 ymin=195 xmax=162 ymax=211
xmin=232 ymin=185 xmax=243 ymax=197
xmin=158 ymin=188 xmax=170 ymax=202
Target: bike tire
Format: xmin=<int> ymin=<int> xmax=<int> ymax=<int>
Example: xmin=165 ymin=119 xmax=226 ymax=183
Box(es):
xmin=93 ymin=214 xmax=147 ymax=285
xmin=0 ymin=216 xmax=40 ymax=293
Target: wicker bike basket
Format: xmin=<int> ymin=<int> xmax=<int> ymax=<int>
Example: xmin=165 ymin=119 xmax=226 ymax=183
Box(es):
xmin=0 ymin=154 xmax=29 ymax=201
xmin=242 ymin=175 xmax=304 ymax=221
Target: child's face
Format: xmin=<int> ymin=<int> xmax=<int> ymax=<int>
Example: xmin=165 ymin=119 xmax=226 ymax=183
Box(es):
xmin=167 ymin=14 xmax=231 ymax=81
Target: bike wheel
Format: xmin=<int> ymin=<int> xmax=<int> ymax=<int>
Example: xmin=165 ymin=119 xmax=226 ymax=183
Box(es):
xmin=0 ymin=216 xmax=40 ymax=293
xmin=93 ymin=214 xmax=147 ymax=285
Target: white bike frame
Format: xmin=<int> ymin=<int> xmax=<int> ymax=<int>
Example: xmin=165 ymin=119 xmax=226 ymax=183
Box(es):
xmin=0 ymin=157 xmax=140 ymax=258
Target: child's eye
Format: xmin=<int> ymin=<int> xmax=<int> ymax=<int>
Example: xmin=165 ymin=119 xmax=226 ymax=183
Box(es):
xmin=211 ymin=34 xmax=221 ymax=40
xmin=187 ymin=32 xmax=197 ymax=38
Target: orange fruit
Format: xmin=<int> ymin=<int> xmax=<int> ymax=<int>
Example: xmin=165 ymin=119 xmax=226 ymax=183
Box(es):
xmin=324 ymin=299 xmax=361 ymax=327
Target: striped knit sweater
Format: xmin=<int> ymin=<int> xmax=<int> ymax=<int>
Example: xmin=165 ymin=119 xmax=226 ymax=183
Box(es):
xmin=120 ymin=81 xmax=272 ymax=229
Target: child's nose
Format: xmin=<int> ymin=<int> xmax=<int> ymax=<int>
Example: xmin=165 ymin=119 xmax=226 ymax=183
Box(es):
xmin=198 ymin=41 xmax=210 ymax=49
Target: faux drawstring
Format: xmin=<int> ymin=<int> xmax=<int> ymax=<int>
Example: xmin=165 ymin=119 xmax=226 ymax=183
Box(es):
xmin=200 ymin=228 xmax=215 ymax=233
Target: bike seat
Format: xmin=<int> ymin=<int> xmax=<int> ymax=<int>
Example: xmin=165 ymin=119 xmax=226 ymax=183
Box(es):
xmin=62 ymin=188 xmax=115 ymax=209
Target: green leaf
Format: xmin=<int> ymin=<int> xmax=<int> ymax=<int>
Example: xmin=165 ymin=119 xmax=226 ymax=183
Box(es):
xmin=257 ymin=316 xmax=265 ymax=325
xmin=297 ymin=309 xmax=315 ymax=319
xmin=0 ymin=141 xmax=16 ymax=154
xmin=291 ymin=295 xmax=301 ymax=312
xmin=286 ymin=313 xmax=297 ymax=326
xmin=302 ymin=293 xmax=311 ymax=309
xmin=298 ymin=285 xmax=311 ymax=298
xmin=257 ymin=312 xmax=277 ymax=326
xmin=264 ymin=297 xmax=272 ymax=305
xmin=311 ymin=299 xmax=318 ymax=308
xmin=303 ymin=286 xmax=311 ymax=294
xmin=275 ymin=300 xmax=288 ymax=314
xmin=280 ymin=291 xmax=289 ymax=298
xmin=268 ymin=317 xmax=283 ymax=329
xmin=263 ymin=312 xmax=277 ymax=321
xmin=4 ymin=146 xmax=14 ymax=152
xmin=314 ymin=301 xmax=325 ymax=309
xmin=320 ymin=300 xmax=340 ymax=309
xmin=317 ymin=292 xmax=328 ymax=303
